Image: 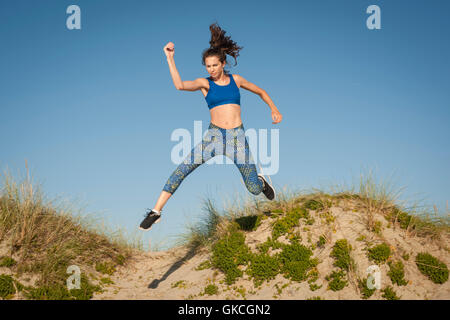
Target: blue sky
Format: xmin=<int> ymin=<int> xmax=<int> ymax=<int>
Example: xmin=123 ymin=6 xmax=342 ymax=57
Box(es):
xmin=1 ymin=0 xmax=449 ymax=250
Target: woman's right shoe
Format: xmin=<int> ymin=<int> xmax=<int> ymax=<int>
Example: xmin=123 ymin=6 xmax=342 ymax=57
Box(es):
xmin=139 ymin=209 xmax=161 ymax=231
xmin=258 ymin=174 xmax=275 ymax=200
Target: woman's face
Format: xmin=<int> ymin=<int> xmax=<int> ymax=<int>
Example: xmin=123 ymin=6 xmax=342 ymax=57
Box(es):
xmin=205 ymin=56 xmax=225 ymax=78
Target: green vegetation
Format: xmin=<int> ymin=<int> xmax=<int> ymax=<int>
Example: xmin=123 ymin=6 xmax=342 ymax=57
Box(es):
xmin=279 ymin=241 xmax=318 ymax=282
xmin=100 ymin=277 xmax=114 ymax=285
xmin=95 ymin=262 xmax=116 ymax=275
xmin=358 ymin=277 xmax=376 ymax=299
xmin=178 ymin=198 xmax=225 ymax=251
xmin=211 ymin=223 xmax=251 ymax=285
xmin=256 ymin=237 xmax=283 ymax=255
xmin=356 ymin=235 xmax=366 ymax=242
xmin=330 ymin=239 xmax=353 ymax=271
xmin=309 ymin=283 xmax=322 ymax=291
xmin=325 ymin=270 xmax=347 ymax=291
xmin=195 ymin=260 xmax=212 ymax=271
xmin=319 ymin=211 xmax=335 ymax=224
xmin=0 ymin=274 xmax=17 ymax=299
xmin=367 ymin=243 xmax=391 ymax=264
xmin=316 ymin=235 xmax=326 ymax=248
xmin=171 ymin=280 xmax=187 ymax=289
xmin=388 ymin=207 xmax=413 ymax=230
xmin=415 ymin=253 xmax=449 ymax=284
xmin=270 ymin=209 xmax=284 ymax=214
xmin=372 ymin=221 xmax=383 ymax=235
xmin=235 ymin=215 xmax=262 ymax=231
xmin=274 ymin=282 xmax=289 ymax=295
xmin=302 ymin=199 xmax=325 ymax=211
xmin=211 ymin=216 xmax=319 ymax=287
xmin=0 ymin=256 xmax=16 ymax=267
xmin=25 ymin=274 xmax=101 ymax=300
xmin=381 ymin=286 xmax=400 ymax=300
xmin=203 ymin=284 xmax=218 ymax=295
xmin=271 ymin=207 xmax=306 ymax=240
xmin=247 ymin=253 xmax=280 ymax=286
xmin=387 ymin=260 xmax=407 ymax=286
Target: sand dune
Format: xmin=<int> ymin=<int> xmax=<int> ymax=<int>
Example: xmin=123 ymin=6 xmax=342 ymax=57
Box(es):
xmin=93 ymin=203 xmax=450 ymax=300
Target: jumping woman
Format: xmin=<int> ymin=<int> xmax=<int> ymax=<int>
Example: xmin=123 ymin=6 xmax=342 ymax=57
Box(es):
xmin=139 ymin=23 xmax=283 ymax=231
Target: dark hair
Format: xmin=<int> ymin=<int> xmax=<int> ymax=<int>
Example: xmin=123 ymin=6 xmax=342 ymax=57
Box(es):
xmin=201 ymin=22 xmax=243 ymax=74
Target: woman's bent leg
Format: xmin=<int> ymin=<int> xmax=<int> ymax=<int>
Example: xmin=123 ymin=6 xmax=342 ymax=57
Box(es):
xmin=225 ymin=126 xmax=264 ymax=195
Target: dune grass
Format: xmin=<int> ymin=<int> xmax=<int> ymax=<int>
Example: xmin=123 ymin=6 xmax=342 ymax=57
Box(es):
xmin=0 ymin=167 xmax=142 ymax=299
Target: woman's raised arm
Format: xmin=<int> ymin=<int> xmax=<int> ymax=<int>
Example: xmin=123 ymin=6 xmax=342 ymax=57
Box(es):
xmin=164 ymin=42 xmax=206 ymax=92
xmin=164 ymin=42 xmax=183 ymax=90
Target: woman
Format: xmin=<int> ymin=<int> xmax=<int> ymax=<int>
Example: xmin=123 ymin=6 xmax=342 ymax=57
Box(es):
xmin=139 ymin=23 xmax=282 ymax=231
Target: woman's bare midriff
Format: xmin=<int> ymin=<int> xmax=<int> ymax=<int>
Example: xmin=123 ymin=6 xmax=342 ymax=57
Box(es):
xmin=209 ymin=104 xmax=242 ymax=129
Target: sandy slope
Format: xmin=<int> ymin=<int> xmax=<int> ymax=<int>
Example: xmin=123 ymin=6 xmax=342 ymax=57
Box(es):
xmin=93 ymin=205 xmax=450 ymax=300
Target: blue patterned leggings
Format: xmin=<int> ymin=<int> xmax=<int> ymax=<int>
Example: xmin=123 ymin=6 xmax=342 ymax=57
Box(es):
xmin=163 ymin=122 xmax=263 ymax=195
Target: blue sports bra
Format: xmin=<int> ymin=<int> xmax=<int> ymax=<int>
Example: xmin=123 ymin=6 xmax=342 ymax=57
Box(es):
xmin=205 ymin=74 xmax=241 ymax=110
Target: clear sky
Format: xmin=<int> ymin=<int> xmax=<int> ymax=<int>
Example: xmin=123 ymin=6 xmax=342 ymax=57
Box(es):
xmin=1 ymin=0 xmax=449 ymax=250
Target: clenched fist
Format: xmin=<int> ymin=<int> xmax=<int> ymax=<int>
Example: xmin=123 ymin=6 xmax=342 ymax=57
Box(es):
xmin=164 ymin=42 xmax=175 ymax=58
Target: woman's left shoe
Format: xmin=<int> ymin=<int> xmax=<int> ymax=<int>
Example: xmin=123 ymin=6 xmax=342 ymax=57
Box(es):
xmin=258 ymin=174 xmax=275 ymax=200
xmin=139 ymin=209 xmax=161 ymax=231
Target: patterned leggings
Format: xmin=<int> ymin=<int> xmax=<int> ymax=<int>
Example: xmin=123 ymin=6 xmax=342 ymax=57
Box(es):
xmin=163 ymin=122 xmax=263 ymax=195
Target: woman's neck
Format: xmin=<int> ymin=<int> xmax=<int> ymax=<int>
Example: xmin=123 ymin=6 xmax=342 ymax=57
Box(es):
xmin=213 ymin=72 xmax=228 ymax=82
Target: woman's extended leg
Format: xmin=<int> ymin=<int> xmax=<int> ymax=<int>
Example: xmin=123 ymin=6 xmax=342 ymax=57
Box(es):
xmin=155 ymin=125 xmax=224 ymax=210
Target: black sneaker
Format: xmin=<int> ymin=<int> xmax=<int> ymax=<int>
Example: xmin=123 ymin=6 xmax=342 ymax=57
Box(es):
xmin=258 ymin=174 xmax=275 ymax=200
xmin=139 ymin=209 xmax=161 ymax=231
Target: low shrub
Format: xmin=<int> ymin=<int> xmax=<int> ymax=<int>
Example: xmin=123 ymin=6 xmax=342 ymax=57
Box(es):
xmin=271 ymin=207 xmax=306 ymax=239
xmin=381 ymin=286 xmax=400 ymax=300
xmin=330 ymin=239 xmax=353 ymax=271
xmin=211 ymin=223 xmax=251 ymax=285
xmin=235 ymin=215 xmax=262 ymax=231
xmin=415 ymin=253 xmax=449 ymax=284
xmin=358 ymin=277 xmax=376 ymax=299
xmin=325 ymin=270 xmax=347 ymax=291
xmin=247 ymin=253 xmax=280 ymax=286
xmin=387 ymin=260 xmax=407 ymax=286
xmin=203 ymin=284 xmax=218 ymax=296
xmin=279 ymin=242 xmax=317 ymax=282
xmin=367 ymin=243 xmax=391 ymax=264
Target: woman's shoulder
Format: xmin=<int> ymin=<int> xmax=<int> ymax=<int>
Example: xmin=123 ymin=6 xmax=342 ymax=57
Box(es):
xmin=230 ymin=73 xmax=242 ymax=87
xmin=195 ymin=77 xmax=210 ymax=87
